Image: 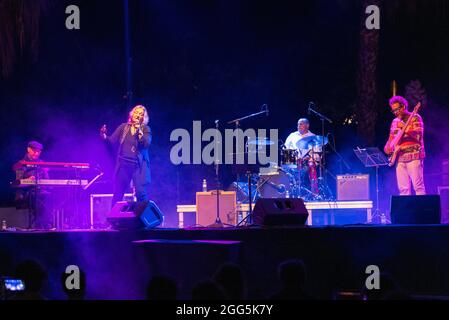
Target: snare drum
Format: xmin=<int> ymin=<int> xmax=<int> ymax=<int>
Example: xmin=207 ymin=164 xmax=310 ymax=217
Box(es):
xmin=281 ymin=149 xmax=298 ymax=166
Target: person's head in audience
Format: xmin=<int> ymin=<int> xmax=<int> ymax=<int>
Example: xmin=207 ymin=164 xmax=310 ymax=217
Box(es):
xmin=270 ymin=259 xmax=312 ymax=300
xmin=213 ymin=263 xmax=246 ymax=300
xmin=278 ymin=259 xmax=306 ymax=291
xmin=12 ymin=260 xmax=47 ymax=300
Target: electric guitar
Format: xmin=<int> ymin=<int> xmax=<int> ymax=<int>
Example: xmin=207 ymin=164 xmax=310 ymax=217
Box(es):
xmin=387 ymin=102 xmax=421 ymax=167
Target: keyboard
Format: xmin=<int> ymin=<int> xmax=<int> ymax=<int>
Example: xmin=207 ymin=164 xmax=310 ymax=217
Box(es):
xmin=11 ymin=179 xmax=89 ymax=188
xmin=21 ymin=161 xmax=90 ymax=169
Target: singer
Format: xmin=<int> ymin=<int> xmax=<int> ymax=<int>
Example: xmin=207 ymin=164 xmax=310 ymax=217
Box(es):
xmin=100 ymin=105 xmax=152 ymax=207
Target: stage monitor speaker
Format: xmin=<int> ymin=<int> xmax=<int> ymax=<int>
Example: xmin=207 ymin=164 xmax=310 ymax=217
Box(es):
xmin=196 ymin=191 xmax=237 ymax=226
xmin=337 ymin=174 xmax=370 ymax=200
xmin=252 ymin=198 xmax=309 ymax=226
xmin=90 ymin=193 xmax=134 ymax=229
xmin=107 ymin=200 xmax=164 ymax=230
xmin=390 ymin=195 xmax=441 ymax=224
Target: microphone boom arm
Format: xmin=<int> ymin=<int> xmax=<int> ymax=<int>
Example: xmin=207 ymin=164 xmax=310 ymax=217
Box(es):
xmin=227 ymin=104 xmax=269 ymax=126
xmin=308 ymin=105 xmax=333 ymax=124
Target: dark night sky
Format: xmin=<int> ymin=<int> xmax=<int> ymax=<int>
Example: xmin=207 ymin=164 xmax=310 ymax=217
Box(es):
xmin=1 ymin=0 xmax=449 ymax=225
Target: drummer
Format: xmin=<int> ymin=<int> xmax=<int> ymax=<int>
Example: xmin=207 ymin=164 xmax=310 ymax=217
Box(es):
xmin=284 ymin=118 xmax=316 ymax=158
xmin=284 ymin=118 xmax=319 ymax=196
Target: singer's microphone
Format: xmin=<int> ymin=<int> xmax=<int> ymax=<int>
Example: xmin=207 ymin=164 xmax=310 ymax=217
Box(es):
xmin=135 ymin=125 xmax=142 ymax=139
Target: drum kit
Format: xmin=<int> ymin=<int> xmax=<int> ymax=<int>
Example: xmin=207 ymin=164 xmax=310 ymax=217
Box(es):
xmin=229 ymin=135 xmax=334 ymax=202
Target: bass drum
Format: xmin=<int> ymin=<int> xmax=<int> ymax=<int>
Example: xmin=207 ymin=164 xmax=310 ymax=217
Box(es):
xmin=228 ymin=181 xmax=259 ymax=203
xmin=257 ymin=170 xmax=294 ymax=198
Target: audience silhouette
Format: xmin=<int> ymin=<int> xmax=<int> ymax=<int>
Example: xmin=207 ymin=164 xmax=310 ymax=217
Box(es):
xmin=270 ymin=259 xmax=313 ymax=300
xmin=213 ymin=263 xmax=247 ymax=300
xmin=10 ymin=260 xmax=47 ymax=300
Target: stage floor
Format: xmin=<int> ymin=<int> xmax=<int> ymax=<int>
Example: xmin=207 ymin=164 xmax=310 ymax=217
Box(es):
xmin=1 ymin=224 xmax=449 ymax=299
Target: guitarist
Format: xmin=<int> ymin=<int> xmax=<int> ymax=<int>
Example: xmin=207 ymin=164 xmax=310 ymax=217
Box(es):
xmin=383 ymin=96 xmax=426 ymax=195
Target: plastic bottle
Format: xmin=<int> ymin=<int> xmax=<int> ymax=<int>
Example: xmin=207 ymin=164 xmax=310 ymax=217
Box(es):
xmin=236 ymin=201 xmax=243 ymax=223
xmin=285 ymin=190 xmax=290 ymax=198
xmin=202 ymin=179 xmax=207 ymax=192
xmin=380 ymin=213 xmax=387 ymax=224
xmin=1 ymin=220 xmax=6 ymax=231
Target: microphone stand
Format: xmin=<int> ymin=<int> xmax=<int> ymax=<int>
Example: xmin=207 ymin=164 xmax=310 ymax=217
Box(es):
xmin=228 ymin=104 xmax=268 ymax=226
xmin=207 ymin=120 xmax=233 ymax=228
xmin=308 ymin=104 xmax=333 ymax=199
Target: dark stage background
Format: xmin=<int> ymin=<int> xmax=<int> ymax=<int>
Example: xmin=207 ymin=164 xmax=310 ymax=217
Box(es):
xmin=1 ymin=0 xmax=449 ymax=227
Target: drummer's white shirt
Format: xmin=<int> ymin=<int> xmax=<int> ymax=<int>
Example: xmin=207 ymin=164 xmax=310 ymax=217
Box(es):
xmin=284 ymin=130 xmax=316 ymax=157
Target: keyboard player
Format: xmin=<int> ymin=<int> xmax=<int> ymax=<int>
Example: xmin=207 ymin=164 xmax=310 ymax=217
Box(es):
xmin=12 ymin=141 xmax=52 ymax=229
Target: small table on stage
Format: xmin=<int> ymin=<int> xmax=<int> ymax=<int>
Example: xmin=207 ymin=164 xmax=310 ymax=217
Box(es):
xmin=177 ymin=200 xmax=373 ymax=228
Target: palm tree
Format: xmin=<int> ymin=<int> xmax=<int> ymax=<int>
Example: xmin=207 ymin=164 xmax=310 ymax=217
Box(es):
xmin=355 ymin=0 xmax=448 ymax=145
xmin=0 ymin=0 xmax=50 ymax=78
xmin=355 ymin=0 xmax=380 ymax=146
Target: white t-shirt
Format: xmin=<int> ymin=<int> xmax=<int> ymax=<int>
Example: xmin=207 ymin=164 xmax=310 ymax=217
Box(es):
xmin=284 ymin=130 xmax=316 ymax=158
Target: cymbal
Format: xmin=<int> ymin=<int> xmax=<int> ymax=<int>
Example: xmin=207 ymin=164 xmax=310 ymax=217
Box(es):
xmin=247 ymin=138 xmax=275 ymax=145
xmin=297 ymin=135 xmax=328 ymax=149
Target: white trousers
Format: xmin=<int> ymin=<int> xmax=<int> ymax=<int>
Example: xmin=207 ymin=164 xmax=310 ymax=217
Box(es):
xmin=396 ymin=159 xmax=426 ymax=195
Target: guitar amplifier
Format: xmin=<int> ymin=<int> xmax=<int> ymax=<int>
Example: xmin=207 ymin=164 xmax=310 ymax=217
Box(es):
xmin=337 ymin=174 xmax=370 ymax=201
xmin=196 ymin=191 xmax=237 ymax=226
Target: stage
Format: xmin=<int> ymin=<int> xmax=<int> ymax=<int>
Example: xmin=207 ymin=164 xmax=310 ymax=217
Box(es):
xmin=1 ymin=223 xmax=449 ymax=299
xmin=177 ymin=201 xmax=373 ymax=227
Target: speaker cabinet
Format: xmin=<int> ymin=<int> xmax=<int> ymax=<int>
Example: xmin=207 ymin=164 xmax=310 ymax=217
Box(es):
xmin=390 ymin=195 xmax=441 ymax=224
xmin=196 ymin=191 xmax=237 ymax=226
xmin=252 ymin=198 xmax=309 ymax=226
xmin=337 ymin=174 xmax=370 ymax=200
xmin=107 ymin=200 xmax=164 ymax=230
xmin=90 ymin=193 xmax=134 ymax=229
